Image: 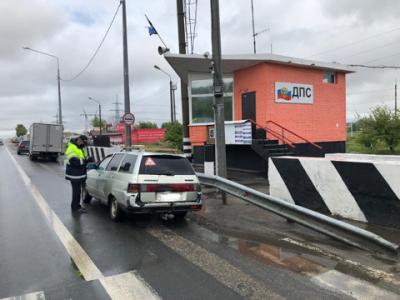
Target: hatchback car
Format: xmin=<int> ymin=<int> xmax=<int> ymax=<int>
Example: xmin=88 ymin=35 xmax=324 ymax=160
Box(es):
xmin=17 ymin=140 xmax=30 ymax=155
xmin=84 ymin=150 xmax=202 ymax=221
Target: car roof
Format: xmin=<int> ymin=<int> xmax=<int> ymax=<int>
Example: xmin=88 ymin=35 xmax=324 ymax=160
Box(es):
xmin=114 ymin=151 xmax=185 ymax=158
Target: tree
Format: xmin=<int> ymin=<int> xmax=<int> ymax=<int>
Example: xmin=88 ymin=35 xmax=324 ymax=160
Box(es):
xmin=136 ymin=121 xmax=158 ymax=129
xmin=90 ymin=116 xmax=107 ymax=129
xmin=162 ymin=122 xmax=183 ymax=150
xmin=357 ymin=106 xmax=400 ymax=153
xmin=16 ymin=124 xmax=27 ymax=137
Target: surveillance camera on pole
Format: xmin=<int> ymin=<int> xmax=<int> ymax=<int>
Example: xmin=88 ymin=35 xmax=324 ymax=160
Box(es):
xmin=158 ymin=46 xmax=170 ymax=55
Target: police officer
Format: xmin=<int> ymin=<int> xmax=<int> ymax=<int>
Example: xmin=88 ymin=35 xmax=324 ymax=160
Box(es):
xmin=65 ymin=135 xmax=91 ymax=213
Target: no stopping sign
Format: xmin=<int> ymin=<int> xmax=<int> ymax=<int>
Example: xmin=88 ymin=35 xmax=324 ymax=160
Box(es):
xmin=123 ymin=113 xmax=135 ymax=125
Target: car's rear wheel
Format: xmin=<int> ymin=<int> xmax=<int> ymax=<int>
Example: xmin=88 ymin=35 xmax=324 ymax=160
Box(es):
xmin=109 ymin=197 xmax=123 ymax=222
xmin=173 ymin=211 xmax=187 ymax=220
xmin=17 ymin=151 xmax=21 ymax=155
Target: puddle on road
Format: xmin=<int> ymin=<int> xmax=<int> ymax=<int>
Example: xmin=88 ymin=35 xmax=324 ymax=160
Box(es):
xmin=188 ymin=222 xmax=400 ymax=299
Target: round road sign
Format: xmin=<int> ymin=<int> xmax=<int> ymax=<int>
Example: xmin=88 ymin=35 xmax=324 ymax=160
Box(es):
xmin=123 ymin=113 xmax=135 ymax=125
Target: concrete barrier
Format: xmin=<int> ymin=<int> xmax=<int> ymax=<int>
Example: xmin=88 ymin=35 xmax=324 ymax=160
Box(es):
xmin=87 ymin=146 xmax=121 ymax=163
xmin=269 ymin=156 xmax=400 ymax=228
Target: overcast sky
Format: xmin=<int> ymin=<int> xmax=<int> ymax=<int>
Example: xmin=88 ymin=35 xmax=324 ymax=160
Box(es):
xmin=1 ymin=0 xmax=400 ymax=137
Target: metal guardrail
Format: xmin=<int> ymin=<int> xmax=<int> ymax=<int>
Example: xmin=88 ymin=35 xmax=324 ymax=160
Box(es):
xmin=197 ymin=173 xmax=400 ymax=257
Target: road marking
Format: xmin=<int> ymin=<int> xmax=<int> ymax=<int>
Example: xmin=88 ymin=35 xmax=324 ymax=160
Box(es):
xmin=0 ymin=291 xmax=45 ymax=300
xmin=5 ymin=147 xmax=160 ymax=300
xmin=147 ymin=228 xmax=284 ymax=300
xmin=312 ymin=270 xmax=399 ymax=300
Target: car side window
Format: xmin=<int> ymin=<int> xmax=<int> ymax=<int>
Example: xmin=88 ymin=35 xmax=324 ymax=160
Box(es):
xmin=99 ymin=155 xmax=112 ymax=170
xmin=119 ymin=154 xmax=138 ymax=173
xmin=106 ymin=153 xmax=124 ymax=171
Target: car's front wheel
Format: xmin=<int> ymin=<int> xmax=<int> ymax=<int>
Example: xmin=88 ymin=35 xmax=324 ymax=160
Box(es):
xmin=109 ymin=196 xmax=123 ymax=222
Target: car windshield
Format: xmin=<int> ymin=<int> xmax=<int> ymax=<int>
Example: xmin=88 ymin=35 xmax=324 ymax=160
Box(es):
xmin=139 ymin=155 xmax=195 ymax=176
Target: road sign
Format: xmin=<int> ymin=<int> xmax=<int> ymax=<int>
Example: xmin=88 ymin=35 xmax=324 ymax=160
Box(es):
xmin=122 ymin=112 xmax=135 ymax=125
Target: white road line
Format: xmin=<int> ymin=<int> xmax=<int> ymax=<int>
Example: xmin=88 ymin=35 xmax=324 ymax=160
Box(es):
xmin=147 ymin=228 xmax=284 ymax=300
xmin=311 ymin=270 xmax=399 ymax=300
xmin=0 ymin=291 xmax=45 ymax=300
xmin=5 ymin=147 xmax=160 ymax=300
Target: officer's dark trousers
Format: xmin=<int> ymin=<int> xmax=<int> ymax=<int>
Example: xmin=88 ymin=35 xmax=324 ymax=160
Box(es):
xmin=71 ymin=180 xmax=82 ymax=210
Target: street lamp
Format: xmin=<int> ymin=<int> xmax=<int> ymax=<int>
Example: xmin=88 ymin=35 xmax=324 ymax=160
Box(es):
xmin=88 ymin=97 xmax=103 ymax=135
xmin=23 ymin=46 xmax=63 ymax=125
xmin=154 ymin=65 xmax=176 ymax=123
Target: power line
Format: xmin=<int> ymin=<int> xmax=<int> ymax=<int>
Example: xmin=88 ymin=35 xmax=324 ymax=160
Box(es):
xmin=347 ymin=88 xmax=393 ymax=95
xmin=364 ymin=51 xmax=400 ymax=64
xmin=347 ymin=64 xmax=400 ymax=70
xmin=339 ymin=39 xmax=400 ymax=61
xmin=61 ymin=3 xmax=121 ymax=82
xmin=307 ymin=26 xmax=400 ymax=58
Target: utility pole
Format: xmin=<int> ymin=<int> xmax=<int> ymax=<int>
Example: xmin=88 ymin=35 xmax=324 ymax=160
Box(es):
xmin=177 ymin=0 xmax=192 ymax=159
xmin=121 ymin=0 xmax=132 ymax=146
xmin=111 ymin=95 xmax=122 ymax=125
xmin=395 ymin=79 xmax=398 ymax=116
xmin=210 ymin=0 xmax=227 ymax=204
xmin=251 ymin=0 xmax=256 ymax=54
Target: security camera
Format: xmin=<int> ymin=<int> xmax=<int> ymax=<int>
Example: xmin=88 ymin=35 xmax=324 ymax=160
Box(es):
xmin=158 ymin=46 xmax=170 ymax=55
xmin=203 ymin=51 xmax=210 ymax=58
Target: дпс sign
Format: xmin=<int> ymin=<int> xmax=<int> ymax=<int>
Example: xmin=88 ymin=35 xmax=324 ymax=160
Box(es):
xmin=275 ymin=82 xmax=313 ymax=104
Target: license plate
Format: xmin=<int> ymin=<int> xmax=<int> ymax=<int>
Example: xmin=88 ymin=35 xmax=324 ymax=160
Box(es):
xmin=157 ymin=193 xmax=182 ymax=202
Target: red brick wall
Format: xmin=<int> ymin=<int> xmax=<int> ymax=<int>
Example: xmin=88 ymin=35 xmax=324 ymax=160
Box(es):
xmin=234 ymin=63 xmax=347 ymax=143
xmin=189 ymin=126 xmax=208 ymax=146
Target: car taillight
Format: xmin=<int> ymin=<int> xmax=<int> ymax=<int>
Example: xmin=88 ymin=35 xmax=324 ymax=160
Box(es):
xmin=20 ymin=145 xmax=24 ymax=149
xmin=141 ymin=183 xmax=199 ymax=192
xmin=127 ymin=183 xmax=140 ymax=193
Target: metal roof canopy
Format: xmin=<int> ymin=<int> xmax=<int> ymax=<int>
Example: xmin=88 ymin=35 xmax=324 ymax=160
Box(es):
xmin=164 ymin=53 xmax=354 ymax=84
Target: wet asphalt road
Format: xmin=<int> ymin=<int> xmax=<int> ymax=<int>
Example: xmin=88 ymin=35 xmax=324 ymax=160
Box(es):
xmin=0 ymin=144 xmax=368 ymax=299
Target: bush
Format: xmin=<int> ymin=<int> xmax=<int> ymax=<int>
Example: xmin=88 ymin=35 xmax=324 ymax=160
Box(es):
xmin=356 ymin=106 xmax=400 ymax=153
xmin=162 ymin=122 xmax=182 ymax=150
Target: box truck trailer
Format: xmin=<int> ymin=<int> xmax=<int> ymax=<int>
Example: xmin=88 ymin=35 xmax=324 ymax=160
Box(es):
xmin=29 ymin=123 xmax=64 ymax=161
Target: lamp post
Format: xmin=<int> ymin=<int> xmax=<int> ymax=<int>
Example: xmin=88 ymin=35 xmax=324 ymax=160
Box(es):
xmin=23 ymin=47 xmax=63 ymax=125
xmin=154 ymin=65 xmax=176 ymax=123
xmin=88 ymin=97 xmax=102 ymax=135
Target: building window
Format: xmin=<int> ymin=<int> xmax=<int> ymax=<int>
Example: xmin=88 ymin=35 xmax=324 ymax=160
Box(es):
xmin=190 ymin=76 xmax=233 ymax=124
xmin=323 ymin=71 xmax=336 ymax=84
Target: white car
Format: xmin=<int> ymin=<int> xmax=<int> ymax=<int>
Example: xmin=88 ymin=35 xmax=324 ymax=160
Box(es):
xmin=84 ymin=150 xmax=202 ymax=221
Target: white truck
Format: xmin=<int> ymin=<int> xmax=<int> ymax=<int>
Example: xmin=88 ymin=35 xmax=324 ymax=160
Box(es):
xmin=29 ymin=123 xmax=64 ymax=161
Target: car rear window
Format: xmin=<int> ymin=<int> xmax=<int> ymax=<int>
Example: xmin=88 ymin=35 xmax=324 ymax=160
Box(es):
xmin=21 ymin=141 xmax=29 ymax=146
xmin=139 ymin=155 xmax=195 ymax=175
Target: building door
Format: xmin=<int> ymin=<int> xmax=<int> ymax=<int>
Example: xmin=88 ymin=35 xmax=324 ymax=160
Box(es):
xmin=242 ymin=92 xmax=256 ymax=121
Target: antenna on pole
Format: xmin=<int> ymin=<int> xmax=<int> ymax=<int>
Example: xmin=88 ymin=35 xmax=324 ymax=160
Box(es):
xmin=250 ymin=0 xmax=270 ymax=54
xmin=184 ymin=0 xmax=198 ymax=54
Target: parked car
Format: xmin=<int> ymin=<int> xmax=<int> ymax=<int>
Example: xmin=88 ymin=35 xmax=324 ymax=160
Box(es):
xmin=0 ymin=138 xmax=3 ymax=146
xmin=84 ymin=150 xmax=202 ymax=221
xmin=17 ymin=140 xmax=30 ymax=155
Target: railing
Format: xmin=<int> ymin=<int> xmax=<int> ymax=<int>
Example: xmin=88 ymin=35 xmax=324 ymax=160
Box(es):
xmin=197 ymin=173 xmax=399 ymax=257
xmin=266 ymin=120 xmax=323 ymax=150
xmin=249 ymin=120 xmax=296 ymax=149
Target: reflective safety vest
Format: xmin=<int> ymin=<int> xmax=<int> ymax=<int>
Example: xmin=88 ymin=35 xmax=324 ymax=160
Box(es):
xmin=65 ymin=142 xmax=88 ymax=181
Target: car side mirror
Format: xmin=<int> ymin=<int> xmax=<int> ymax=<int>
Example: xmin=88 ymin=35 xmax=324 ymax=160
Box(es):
xmin=87 ymin=162 xmax=98 ymax=170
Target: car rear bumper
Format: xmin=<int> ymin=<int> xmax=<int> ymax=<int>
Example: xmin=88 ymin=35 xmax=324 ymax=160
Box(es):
xmin=125 ymin=204 xmax=202 ymax=214
xmin=123 ymin=192 xmax=202 ymax=214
